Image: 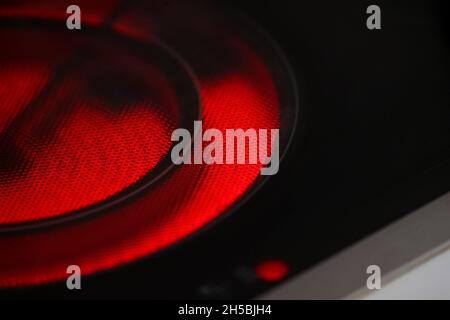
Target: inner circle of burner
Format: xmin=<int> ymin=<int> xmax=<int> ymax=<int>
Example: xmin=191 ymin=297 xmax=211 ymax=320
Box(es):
xmin=0 ymin=21 xmax=201 ymax=229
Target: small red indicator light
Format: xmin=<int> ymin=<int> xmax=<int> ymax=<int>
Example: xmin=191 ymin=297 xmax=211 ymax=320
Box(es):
xmin=255 ymin=260 xmax=289 ymax=282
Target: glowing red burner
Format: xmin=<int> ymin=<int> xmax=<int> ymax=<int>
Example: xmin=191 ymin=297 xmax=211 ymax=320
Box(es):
xmin=0 ymin=0 xmax=297 ymax=288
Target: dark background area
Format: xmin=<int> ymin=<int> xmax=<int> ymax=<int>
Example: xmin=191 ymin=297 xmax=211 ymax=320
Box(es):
xmin=1 ymin=0 xmax=449 ymax=299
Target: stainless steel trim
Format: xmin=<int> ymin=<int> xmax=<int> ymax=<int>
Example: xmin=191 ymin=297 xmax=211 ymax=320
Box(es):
xmin=259 ymin=192 xmax=450 ymax=300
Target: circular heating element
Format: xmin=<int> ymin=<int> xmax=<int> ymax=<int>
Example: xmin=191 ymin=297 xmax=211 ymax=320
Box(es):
xmin=0 ymin=0 xmax=298 ymax=287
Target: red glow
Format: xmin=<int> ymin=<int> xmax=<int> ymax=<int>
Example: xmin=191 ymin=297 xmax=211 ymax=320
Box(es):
xmin=256 ymin=260 xmax=290 ymax=282
xmin=0 ymin=1 xmax=288 ymax=287
xmin=0 ymin=29 xmax=179 ymax=224
xmin=0 ymin=0 xmax=120 ymax=26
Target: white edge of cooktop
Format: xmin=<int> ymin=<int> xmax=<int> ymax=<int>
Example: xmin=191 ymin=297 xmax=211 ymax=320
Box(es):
xmin=259 ymin=192 xmax=450 ymax=300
